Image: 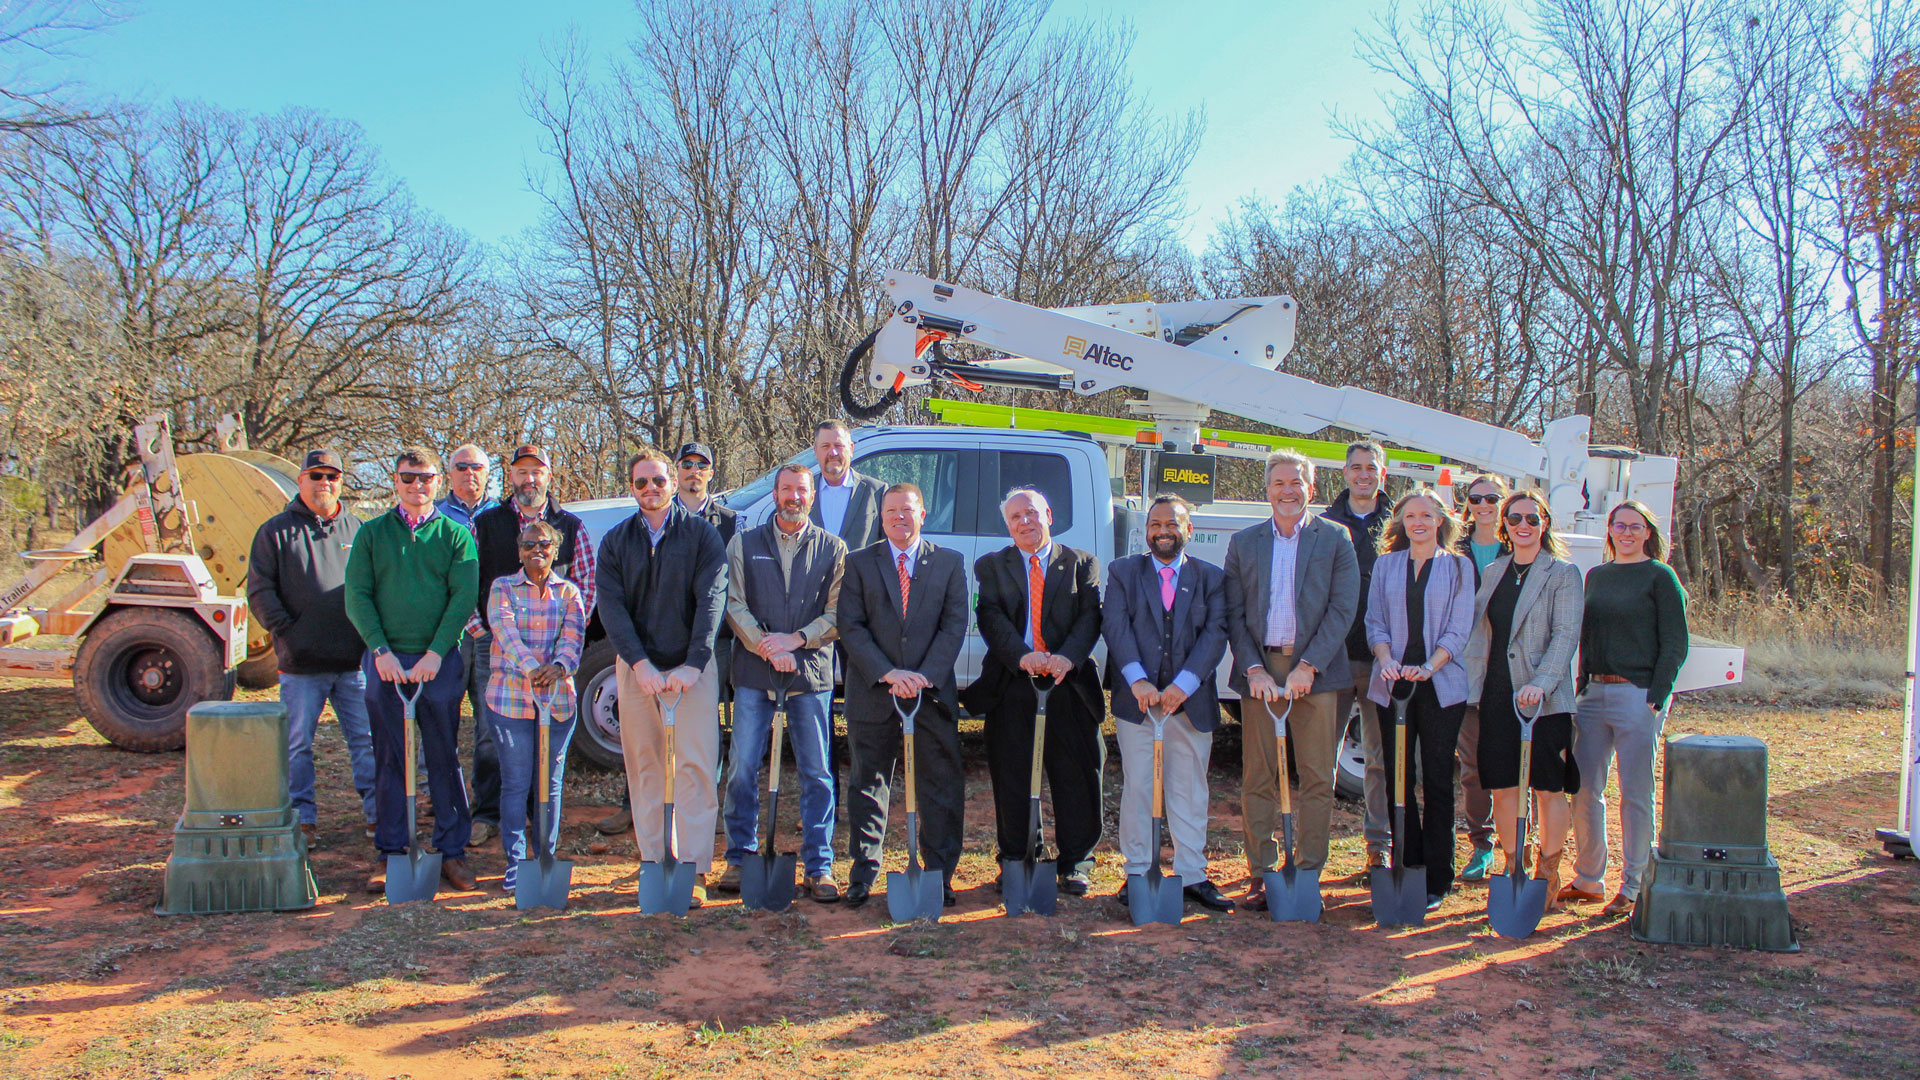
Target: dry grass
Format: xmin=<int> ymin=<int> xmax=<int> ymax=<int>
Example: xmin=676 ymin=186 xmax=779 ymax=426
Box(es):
xmin=1692 ymin=582 xmax=1908 ymax=707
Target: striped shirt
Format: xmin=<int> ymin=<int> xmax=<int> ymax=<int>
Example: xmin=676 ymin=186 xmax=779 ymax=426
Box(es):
xmin=485 ymin=569 xmax=587 ymax=721
xmin=1265 ymin=516 xmax=1305 ymax=648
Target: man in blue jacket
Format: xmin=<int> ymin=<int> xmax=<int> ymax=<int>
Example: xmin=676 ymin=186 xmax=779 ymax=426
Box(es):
xmin=1103 ymin=494 xmax=1234 ymax=912
xmin=597 ymin=447 xmax=729 ymax=909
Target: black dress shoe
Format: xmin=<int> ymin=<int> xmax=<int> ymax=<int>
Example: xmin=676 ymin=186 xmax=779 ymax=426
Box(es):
xmin=1184 ymin=880 xmax=1236 ymax=912
xmin=1059 ymin=871 xmax=1091 ymax=896
xmin=1426 ymin=892 xmax=1448 ymax=912
xmin=943 ymin=886 xmax=957 ymax=907
xmin=845 ymin=881 xmax=871 ymax=908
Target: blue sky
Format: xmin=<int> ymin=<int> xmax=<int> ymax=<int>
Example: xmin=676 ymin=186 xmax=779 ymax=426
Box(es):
xmin=39 ymin=1 xmax=1398 ymax=252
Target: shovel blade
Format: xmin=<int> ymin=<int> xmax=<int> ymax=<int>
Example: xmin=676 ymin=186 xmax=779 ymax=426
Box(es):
xmin=1488 ymin=872 xmax=1550 ymax=939
xmin=885 ymin=865 xmax=944 ymax=922
xmin=514 ymin=855 xmax=574 ymax=912
xmin=1125 ymin=871 xmax=1184 ymax=927
xmin=740 ymin=853 xmax=797 ymax=913
xmin=1369 ymin=867 xmax=1427 ymax=927
xmin=384 ymin=850 xmax=441 ymax=905
xmin=638 ymin=860 xmax=697 ymax=917
xmin=1001 ymin=858 xmax=1058 ymax=917
xmin=1262 ymin=867 xmax=1323 ymax=924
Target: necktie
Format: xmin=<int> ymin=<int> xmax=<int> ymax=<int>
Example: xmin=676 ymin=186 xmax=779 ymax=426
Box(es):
xmin=1029 ymin=554 xmax=1046 ymax=651
xmin=1160 ymin=565 xmax=1177 ymax=611
xmin=896 ymin=551 xmax=911 ymax=617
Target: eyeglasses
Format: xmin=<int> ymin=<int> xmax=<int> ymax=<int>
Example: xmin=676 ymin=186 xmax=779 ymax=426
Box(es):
xmin=452 ymin=461 xmax=486 ymax=472
xmin=1609 ymin=520 xmax=1648 ymax=534
xmin=396 ymin=472 xmax=438 ymax=485
xmin=1466 ymin=493 xmax=1502 ymax=505
xmin=518 ymin=540 xmax=556 ymax=551
xmin=1505 ymin=512 xmax=1543 ymax=527
xmin=631 ymin=475 xmax=671 ymax=489
xmin=304 ymin=471 xmax=341 ymax=483
xmin=678 ymin=460 xmax=712 ymax=471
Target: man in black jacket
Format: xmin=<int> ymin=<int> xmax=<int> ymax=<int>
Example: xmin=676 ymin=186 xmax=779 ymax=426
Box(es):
xmin=469 ymin=445 xmax=596 ymax=843
xmin=1321 ymin=441 xmax=1393 ymax=871
xmin=246 ymin=449 xmax=376 ymax=851
xmin=597 ymin=447 xmax=729 ymax=908
xmin=961 ymin=487 xmax=1105 ymax=897
xmin=837 ymin=483 xmax=969 ymax=908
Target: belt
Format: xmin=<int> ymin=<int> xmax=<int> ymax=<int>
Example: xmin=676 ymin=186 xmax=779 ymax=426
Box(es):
xmin=1591 ymin=674 xmax=1633 ymax=685
xmin=1264 ymin=644 xmax=1295 ymax=656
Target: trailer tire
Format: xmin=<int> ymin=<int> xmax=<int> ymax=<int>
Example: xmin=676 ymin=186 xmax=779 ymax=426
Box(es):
xmin=236 ymin=646 xmax=280 ymax=690
xmin=570 ymin=639 xmax=624 ymax=772
xmin=74 ymin=607 xmax=235 ymax=752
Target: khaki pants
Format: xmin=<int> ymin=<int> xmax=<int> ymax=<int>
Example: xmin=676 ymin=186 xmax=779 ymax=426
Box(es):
xmin=1244 ymin=647 xmax=1339 ymax=874
xmin=618 ymin=658 xmax=721 ymax=873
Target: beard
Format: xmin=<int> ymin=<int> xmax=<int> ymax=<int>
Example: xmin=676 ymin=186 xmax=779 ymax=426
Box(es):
xmin=1149 ymin=531 xmax=1185 ymax=558
xmin=777 ymin=500 xmax=809 ymax=525
xmin=514 ymin=481 xmax=548 ymax=510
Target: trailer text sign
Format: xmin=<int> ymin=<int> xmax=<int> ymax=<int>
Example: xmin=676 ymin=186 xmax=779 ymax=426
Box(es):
xmin=1153 ymin=452 xmax=1217 ymax=505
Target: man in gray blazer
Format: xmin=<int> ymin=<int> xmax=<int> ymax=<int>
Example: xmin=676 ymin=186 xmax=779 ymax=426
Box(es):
xmin=809 ymin=420 xmax=887 ymax=549
xmin=836 ymin=483 xmax=970 ymax=908
xmin=1224 ymin=449 xmax=1360 ymax=910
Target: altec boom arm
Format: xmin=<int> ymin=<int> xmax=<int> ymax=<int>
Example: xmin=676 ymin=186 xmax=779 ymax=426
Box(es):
xmin=866 ymin=271 xmax=1615 ymax=527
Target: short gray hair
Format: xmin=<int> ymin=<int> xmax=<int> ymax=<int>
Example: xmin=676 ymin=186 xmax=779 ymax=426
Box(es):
xmin=1000 ymin=486 xmax=1050 ymax=515
xmin=1263 ymin=448 xmax=1313 ymax=485
xmin=450 ymin=442 xmax=489 ymax=464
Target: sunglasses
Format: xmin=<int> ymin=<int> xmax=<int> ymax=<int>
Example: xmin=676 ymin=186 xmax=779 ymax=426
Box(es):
xmin=1466 ymin=493 xmax=1502 ymax=505
xmin=452 ymin=461 xmax=487 ymax=472
xmin=518 ymin=540 xmax=556 ymax=551
xmin=396 ymin=472 xmax=439 ymax=485
xmin=304 ymin=471 xmax=341 ymax=483
xmin=1505 ymin=512 xmax=1543 ymax=527
xmin=631 ymin=475 xmax=671 ymax=489
xmin=678 ymin=459 xmax=712 ymax=471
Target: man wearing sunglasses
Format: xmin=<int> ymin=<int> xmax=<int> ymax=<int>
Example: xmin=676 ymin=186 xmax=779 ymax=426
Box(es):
xmin=437 ymin=444 xmax=495 ymax=531
xmin=468 ymin=445 xmax=596 ymax=853
xmin=345 ymin=447 xmax=482 ymax=893
xmin=597 ymin=447 xmax=730 ymax=907
xmin=247 ymin=449 xmax=378 ymax=863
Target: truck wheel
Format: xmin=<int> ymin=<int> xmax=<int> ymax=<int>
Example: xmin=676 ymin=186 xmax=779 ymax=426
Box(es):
xmin=569 ymin=639 xmax=624 ymax=772
xmin=74 ymin=607 xmax=235 ymax=752
xmin=1334 ymin=708 xmax=1366 ymax=803
xmin=236 ymin=645 xmax=280 ymax=690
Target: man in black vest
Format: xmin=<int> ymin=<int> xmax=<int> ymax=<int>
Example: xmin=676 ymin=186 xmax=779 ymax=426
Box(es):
xmin=715 ymin=464 xmax=846 ymax=902
xmin=1322 ymin=440 xmax=1393 ymax=871
xmin=469 ymin=445 xmax=596 ymax=848
xmin=962 ymin=487 xmax=1105 ymax=896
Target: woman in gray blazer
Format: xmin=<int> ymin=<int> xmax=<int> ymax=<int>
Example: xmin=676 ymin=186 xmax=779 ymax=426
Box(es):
xmin=1463 ymin=490 xmax=1585 ymax=909
xmin=1363 ymin=490 xmax=1476 ymax=907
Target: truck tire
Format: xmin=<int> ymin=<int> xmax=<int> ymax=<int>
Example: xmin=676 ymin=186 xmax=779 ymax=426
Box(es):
xmin=235 ymin=645 xmax=280 ymax=690
xmin=74 ymin=607 xmax=235 ymax=752
xmin=1334 ymin=708 xmax=1366 ymax=803
xmin=570 ymin=638 xmax=624 ymax=772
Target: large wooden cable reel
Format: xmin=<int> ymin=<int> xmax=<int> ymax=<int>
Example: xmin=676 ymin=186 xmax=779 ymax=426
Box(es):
xmin=101 ymin=452 xmax=300 ymax=687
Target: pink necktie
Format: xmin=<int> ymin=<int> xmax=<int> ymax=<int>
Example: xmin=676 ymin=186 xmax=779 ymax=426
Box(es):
xmin=1160 ymin=565 xmax=1177 ymax=611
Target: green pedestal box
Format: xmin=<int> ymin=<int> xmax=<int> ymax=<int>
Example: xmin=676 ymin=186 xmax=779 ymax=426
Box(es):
xmin=1630 ymin=734 xmax=1798 ymax=952
xmin=157 ymin=701 xmax=317 ymax=915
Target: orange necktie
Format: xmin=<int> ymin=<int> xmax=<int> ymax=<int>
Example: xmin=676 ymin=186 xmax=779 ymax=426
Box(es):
xmin=897 ymin=551 xmax=911 ymax=617
xmin=1029 ymin=553 xmax=1046 ymax=651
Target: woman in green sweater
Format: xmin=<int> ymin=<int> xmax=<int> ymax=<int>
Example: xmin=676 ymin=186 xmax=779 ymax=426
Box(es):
xmin=1563 ymin=500 xmax=1689 ymax=917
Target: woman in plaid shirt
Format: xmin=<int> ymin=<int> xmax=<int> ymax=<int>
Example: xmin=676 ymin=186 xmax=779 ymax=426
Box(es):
xmin=487 ymin=520 xmax=589 ymax=891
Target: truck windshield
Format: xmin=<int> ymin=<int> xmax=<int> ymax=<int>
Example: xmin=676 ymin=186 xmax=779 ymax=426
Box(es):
xmin=720 ymin=449 xmax=816 ymax=511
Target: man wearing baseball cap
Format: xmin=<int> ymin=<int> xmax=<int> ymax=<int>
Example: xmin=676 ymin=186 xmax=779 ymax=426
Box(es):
xmin=247 ymin=449 xmax=379 ymax=865
xmin=469 ymin=444 xmax=596 ymax=862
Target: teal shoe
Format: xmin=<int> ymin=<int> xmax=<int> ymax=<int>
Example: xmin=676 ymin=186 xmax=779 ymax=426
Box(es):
xmin=1459 ymin=845 xmax=1496 ymax=882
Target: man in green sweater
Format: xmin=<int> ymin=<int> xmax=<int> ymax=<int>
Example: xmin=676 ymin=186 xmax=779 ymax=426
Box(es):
xmin=345 ymin=446 xmax=482 ymax=893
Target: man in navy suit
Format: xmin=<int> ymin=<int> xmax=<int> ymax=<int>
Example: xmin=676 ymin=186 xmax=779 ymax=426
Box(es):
xmin=962 ymin=487 xmax=1104 ymax=897
xmin=836 ymin=483 xmax=970 ymax=908
xmin=1103 ymin=494 xmax=1235 ymax=912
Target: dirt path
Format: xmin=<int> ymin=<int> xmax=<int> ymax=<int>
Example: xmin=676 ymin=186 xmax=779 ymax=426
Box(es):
xmin=1 ymin=681 xmax=1915 ymax=1078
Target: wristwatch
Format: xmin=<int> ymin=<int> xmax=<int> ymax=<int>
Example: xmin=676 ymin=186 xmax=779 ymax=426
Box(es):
xmin=1418 ymin=663 xmax=1434 ymax=678
xmin=372 ymin=646 xmax=391 ymax=659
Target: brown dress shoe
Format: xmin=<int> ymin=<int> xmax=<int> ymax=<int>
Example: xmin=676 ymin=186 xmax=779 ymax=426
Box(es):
xmin=808 ymin=874 xmax=841 ymax=903
xmin=1243 ymin=881 xmax=1268 ymax=912
xmin=714 ymin=863 xmax=743 ymax=894
xmin=301 ymin=823 xmax=319 ymax=849
xmin=689 ymin=874 xmax=708 ymax=909
xmin=1601 ymin=892 xmax=1634 ymax=917
xmin=1366 ymin=850 xmax=1390 ymax=871
xmin=596 ymin=807 xmax=633 ymax=836
xmin=1557 ymin=883 xmax=1604 ymax=904
xmin=441 ymin=857 xmax=478 ymax=891
xmin=364 ymin=856 xmax=386 ymax=894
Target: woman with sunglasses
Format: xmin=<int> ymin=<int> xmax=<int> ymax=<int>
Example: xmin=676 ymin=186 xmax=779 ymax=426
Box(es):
xmin=1451 ymin=473 xmax=1510 ymax=882
xmin=1562 ymin=501 xmax=1689 ymax=917
xmin=1363 ymin=489 xmax=1476 ymax=909
xmin=1462 ymin=490 xmax=1584 ymax=909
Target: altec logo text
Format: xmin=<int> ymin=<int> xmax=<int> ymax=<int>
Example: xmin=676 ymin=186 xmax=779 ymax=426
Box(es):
xmin=1063 ymin=336 xmax=1135 ymax=371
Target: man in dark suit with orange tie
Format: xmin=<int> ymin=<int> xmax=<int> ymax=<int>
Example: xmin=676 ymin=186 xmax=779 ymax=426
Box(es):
xmin=961 ymin=487 xmax=1104 ymax=896
xmin=836 ymin=482 xmax=970 ymax=908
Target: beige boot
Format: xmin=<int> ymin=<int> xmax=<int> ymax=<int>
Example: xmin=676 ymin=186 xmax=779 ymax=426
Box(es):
xmin=1535 ymin=847 xmax=1565 ymax=912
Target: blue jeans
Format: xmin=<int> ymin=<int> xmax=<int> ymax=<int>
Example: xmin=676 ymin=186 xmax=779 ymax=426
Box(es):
xmin=724 ymin=686 xmax=834 ymax=876
xmin=364 ymin=650 xmax=470 ymax=859
xmin=494 ymin=708 xmax=576 ymax=864
xmin=281 ymin=670 xmax=377 ymax=828
xmin=463 ymin=632 xmax=503 ymax=825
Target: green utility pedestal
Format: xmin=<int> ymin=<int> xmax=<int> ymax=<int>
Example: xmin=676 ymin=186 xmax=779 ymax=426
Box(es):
xmin=157 ymin=701 xmax=317 ymax=915
xmin=1630 ymin=734 xmax=1797 ymax=951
